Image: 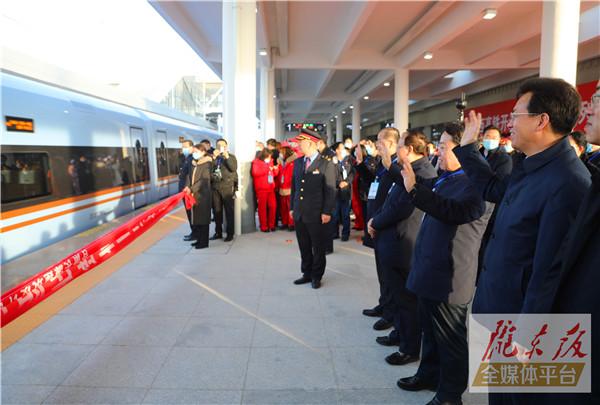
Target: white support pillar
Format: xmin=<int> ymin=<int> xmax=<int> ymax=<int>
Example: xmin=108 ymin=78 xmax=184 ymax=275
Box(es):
xmin=336 ymin=114 xmax=344 ymax=143
xmin=222 ymin=0 xmax=257 ymax=235
xmin=326 ymin=120 xmax=333 ymax=143
xmin=260 ymin=68 xmax=268 ymax=142
xmin=352 ymin=101 xmax=361 ymax=144
xmin=394 ymin=69 xmax=409 ymax=132
xmin=262 ymin=68 xmax=277 ymax=140
xmin=540 ymin=0 xmax=580 ymax=85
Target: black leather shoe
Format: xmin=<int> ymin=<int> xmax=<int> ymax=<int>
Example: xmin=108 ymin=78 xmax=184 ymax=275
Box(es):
xmin=373 ymin=318 xmax=393 ymax=331
xmin=288 ymin=226 xmax=295 ymax=231
xmin=376 ymin=335 xmax=401 ymax=346
xmin=341 ymin=235 xmax=349 ymax=242
xmin=362 ymin=307 xmax=383 ymax=317
xmin=325 ymin=250 xmax=333 ymax=255
xmin=293 ymin=276 xmax=311 ymax=285
xmin=270 ymin=228 xmax=277 ymax=232
xmin=261 ymin=229 xmax=270 ymax=233
xmin=183 ymin=235 xmax=195 ymax=241
xmin=425 ymin=397 xmax=462 ymax=405
xmin=194 ymin=244 xmax=208 ymax=249
xmin=396 ymin=375 xmax=438 ymax=392
xmin=209 ymin=234 xmax=222 ymax=241
xmin=224 ymin=235 xmax=234 ymax=242
xmin=385 ymin=352 xmax=419 ymax=366
xmin=333 ymin=234 xmax=340 ymax=240
xmin=311 ymin=279 xmax=321 ymax=289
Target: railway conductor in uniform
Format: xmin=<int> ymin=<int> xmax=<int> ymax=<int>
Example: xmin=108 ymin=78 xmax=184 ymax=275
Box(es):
xmin=289 ymin=128 xmax=336 ymax=289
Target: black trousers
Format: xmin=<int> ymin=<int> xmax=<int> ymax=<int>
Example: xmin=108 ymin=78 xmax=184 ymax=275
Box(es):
xmin=212 ymin=187 xmax=234 ymax=237
xmin=192 ymin=224 xmax=209 ymax=248
xmin=295 ymin=218 xmax=327 ymax=281
xmin=382 ymin=263 xmax=420 ymax=356
xmin=374 ymin=249 xmax=393 ymax=322
xmin=416 ymin=297 xmax=468 ymax=403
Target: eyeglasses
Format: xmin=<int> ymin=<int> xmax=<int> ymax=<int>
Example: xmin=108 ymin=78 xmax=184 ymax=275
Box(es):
xmin=509 ymin=112 xmax=542 ymax=122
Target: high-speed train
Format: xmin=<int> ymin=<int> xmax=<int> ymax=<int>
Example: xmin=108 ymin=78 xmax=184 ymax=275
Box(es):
xmin=1 ymin=71 xmax=221 ymax=264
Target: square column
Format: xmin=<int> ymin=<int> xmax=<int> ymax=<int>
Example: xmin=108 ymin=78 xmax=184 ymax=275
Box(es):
xmin=394 ymin=69 xmax=409 ymax=132
xmin=352 ymin=101 xmax=361 ymax=144
xmin=336 ymin=114 xmax=344 ymax=143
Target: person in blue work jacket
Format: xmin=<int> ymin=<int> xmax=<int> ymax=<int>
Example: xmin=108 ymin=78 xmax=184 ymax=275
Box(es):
xmin=396 ymin=123 xmax=492 ymax=405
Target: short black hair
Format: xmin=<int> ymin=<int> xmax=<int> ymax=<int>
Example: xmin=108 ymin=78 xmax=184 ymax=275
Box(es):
xmin=266 ymin=138 xmax=277 ymax=146
xmin=569 ymin=130 xmax=587 ymax=149
xmin=216 ymin=138 xmax=227 ymax=145
xmin=200 ymin=139 xmax=212 ymax=145
xmin=516 ymin=77 xmax=581 ymax=136
xmin=483 ymin=125 xmax=501 ymax=135
xmin=343 ymin=136 xmax=353 ymax=143
xmin=182 ymin=139 xmax=193 ymax=147
xmin=332 ymin=142 xmax=343 ymax=152
xmin=444 ymin=122 xmax=464 ymax=144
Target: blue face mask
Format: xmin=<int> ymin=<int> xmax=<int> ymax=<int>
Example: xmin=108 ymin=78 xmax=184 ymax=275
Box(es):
xmin=585 ymin=143 xmax=593 ymax=154
xmin=182 ymin=147 xmax=190 ymax=157
xmin=192 ymin=152 xmax=202 ymax=160
xmin=365 ymin=145 xmax=374 ymax=156
xmin=482 ymin=139 xmax=500 ymax=151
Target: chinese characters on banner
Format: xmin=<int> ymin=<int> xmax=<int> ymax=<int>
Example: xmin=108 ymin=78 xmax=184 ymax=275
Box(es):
xmin=469 ymin=314 xmax=591 ymax=393
xmin=465 ymin=80 xmax=597 ymax=134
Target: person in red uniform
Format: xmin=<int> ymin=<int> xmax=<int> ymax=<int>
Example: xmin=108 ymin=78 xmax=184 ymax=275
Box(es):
xmin=278 ymin=143 xmax=297 ymax=231
xmin=252 ymin=149 xmax=279 ymax=232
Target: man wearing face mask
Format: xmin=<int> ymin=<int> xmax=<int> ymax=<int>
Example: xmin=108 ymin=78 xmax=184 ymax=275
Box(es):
xmin=179 ymin=140 xmax=195 ymax=241
xmin=184 ymin=144 xmax=213 ymax=249
xmin=331 ymin=142 xmax=355 ymax=241
xmin=355 ymin=138 xmax=380 ymax=247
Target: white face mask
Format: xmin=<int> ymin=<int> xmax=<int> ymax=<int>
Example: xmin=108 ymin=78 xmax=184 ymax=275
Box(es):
xmin=344 ymin=142 xmax=352 ymax=149
xmin=504 ymin=144 xmax=514 ymax=153
xmin=483 ymin=139 xmax=500 ymax=151
xmin=264 ymin=158 xmax=271 ymax=163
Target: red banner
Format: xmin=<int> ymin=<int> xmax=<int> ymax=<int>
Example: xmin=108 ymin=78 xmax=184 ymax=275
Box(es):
xmin=466 ymin=80 xmax=597 ymax=134
xmin=1 ymin=192 xmax=196 ymax=327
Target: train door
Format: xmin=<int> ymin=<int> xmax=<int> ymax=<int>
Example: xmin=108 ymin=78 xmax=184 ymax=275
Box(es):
xmin=129 ymin=126 xmax=149 ymax=209
xmin=156 ymin=130 xmax=169 ymax=199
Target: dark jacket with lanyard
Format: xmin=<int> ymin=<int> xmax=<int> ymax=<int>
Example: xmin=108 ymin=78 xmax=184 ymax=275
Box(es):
xmin=178 ymin=154 xmax=193 ymax=192
xmin=212 ymin=153 xmax=238 ymax=195
xmin=356 ymin=155 xmax=379 ymax=201
xmin=370 ymin=157 xmax=437 ymax=274
xmin=366 ymin=154 xmax=397 ymax=221
xmin=406 ymin=169 xmax=490 ymax=304
xmin=335 ymin=155 xmax=355 ymax=200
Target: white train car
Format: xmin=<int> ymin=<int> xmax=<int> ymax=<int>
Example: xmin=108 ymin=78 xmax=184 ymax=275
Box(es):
xmin=1 ymin=72 xmax=220 ymax=264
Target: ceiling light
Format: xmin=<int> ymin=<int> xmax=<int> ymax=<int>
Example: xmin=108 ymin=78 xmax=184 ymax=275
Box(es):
xmin=272 ymin=95 xmax=277 ymax=98
xmin=334 ymin=115 xmax=338 ymax=118
xmin=342 ymin=110 xmax=346 ymax=114
xmin=363 ymin=96 xmax=370 ymax=100
xmin=349 ymin=105 xmax=354 ymax=109
xmin=383 ymin=82 xmax=390 ymax=87
xmin=259 ymin=49 xmax=268 ymax=56
xmin=423 ymin=52 xmax=433 ymax=60
xmin=482 ymin=8 xmax=497 ymax=20
xmin=330 ymin=119 xmax=334 ymax=122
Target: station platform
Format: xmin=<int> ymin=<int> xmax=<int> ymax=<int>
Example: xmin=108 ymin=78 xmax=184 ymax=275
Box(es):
xmin=1 ymin=208 xmax=488 ymax=405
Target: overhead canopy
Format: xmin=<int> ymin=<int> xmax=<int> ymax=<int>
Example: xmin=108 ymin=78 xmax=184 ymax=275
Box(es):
xmin=151 ymin=1 xmax=600 ymax=125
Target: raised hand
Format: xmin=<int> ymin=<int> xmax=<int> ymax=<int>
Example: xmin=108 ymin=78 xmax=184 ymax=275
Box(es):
xmin=461 ymin=109 xmax=483 ymax=147
xmin=400 ymin=154 xmax=416 ymax=192
xmin=355 ymin=145 xmax=363 ymax=164
xmin=321 ymin=214 xmax=331 ymax=224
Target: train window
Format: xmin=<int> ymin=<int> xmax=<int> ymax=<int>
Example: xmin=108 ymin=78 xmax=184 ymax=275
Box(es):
xmin=133 ymin=139 xmax=150 ymax=183
xmin=168 ymin=149 xmax=181 ymax=176
xmin=1 ymin=152 xmax=52 ymax=203
xmin=156 ymin=141 xmax=169 ymax=178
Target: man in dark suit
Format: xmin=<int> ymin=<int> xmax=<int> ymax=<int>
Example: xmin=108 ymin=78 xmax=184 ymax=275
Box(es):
xmin=211 ymin=138 xmax=237 ymax=242
xmin=290 ymin=129 xmax=336 ymax=289
xmin=331 ymin=142 xmax=355 ymax=241
xmin=368 ymin=131 xmax=437 ymax=366
xmin=455 ymin=78 xmax=591 ymax=405
xmin=396 ymin=124 xmax=492 ymax=405
xmin=361 ymin=127 xmax=400 ymax=332
xmin=316 ymin=135 xmax=336 ymax=254
xmin=179 ymin=139 xmax=195 ymax=241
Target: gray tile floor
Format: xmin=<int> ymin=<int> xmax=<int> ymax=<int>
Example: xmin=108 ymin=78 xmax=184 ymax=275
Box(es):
xmin=1 ymin=222 xmax=488 ymax=404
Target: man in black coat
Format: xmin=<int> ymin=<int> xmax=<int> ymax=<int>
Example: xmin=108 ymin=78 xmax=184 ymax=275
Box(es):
xmin=290 ymin=129 xmax=336 ymax=289
xmin=317 ymin=135 xmax=336 ymax=254
xmin=368 ymin=131 xmax=437 ymax=366
xmin=331 ymin=142 xmax=355 ymax=241
xmin=179 ymin=139 xmax=195 ymax=241
xmin=210 ymin=138 xmax=237 ymax=242
xmin=522 ymin=80 xmax=600 ymax=405
xmin=476 ymin=125 xmax=513 ymax=280
xmin=396 ymin=124 xmax=492 ymax=405
xmin=361 ymin=128 xmax=400 ymax=331
xmin=454 ymin=78 xmax=592 ymax=405
xmin=354 ymin=138 xmax=380 ymax=247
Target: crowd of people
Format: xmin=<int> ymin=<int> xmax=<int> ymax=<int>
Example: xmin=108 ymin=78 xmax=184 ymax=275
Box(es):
xmin=177 ymin=77 xmax=599 ymax=404
xmin=279 ymin=77 xmax=600 ymax=405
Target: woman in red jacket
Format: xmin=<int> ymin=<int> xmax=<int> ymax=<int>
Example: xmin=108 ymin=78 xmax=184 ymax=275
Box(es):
xmin=252 ymin=149 xmax=279 ymax=232
xmin=278 ymin=145 xmax=296 ymax=231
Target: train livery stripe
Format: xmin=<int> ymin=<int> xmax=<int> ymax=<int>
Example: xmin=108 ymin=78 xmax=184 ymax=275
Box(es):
xmin=0 ymin=181 xmax=151 ymax=221
xmin=0 ymin=187 xmax=148 ymax=233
